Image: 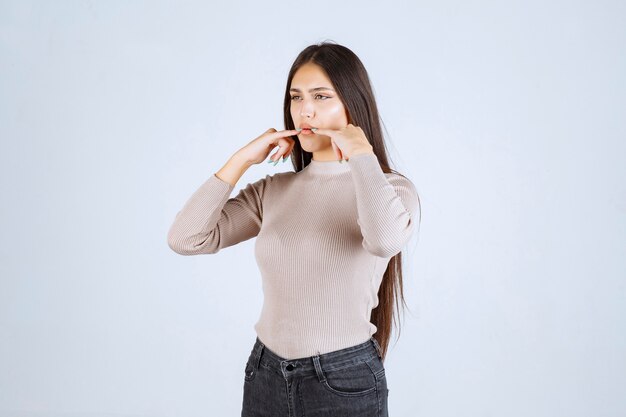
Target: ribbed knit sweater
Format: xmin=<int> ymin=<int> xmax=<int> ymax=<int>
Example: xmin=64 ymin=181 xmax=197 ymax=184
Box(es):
xmin=167 ymin=152 xmax=420 ymax=360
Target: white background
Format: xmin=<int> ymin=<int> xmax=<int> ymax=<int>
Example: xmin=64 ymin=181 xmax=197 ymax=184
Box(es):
xmin=1 ymin=1 xmax=625 ymax=416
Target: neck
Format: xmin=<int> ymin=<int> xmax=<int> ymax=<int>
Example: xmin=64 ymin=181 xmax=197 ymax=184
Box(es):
xmin=303 ymin=158 xmax=351 ymax=175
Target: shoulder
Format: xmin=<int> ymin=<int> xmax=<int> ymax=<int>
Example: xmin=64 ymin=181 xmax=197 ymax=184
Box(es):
xmin=242 ymin=170 xmax=296 ymax=194
xmin=270 ymin=170 xmax=297 ymax=181
xmin=255 ymin=170 xmax=296 ymax=185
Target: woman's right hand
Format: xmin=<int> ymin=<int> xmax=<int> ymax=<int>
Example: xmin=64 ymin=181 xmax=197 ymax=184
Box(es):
xmin=236 ymin=128 xmax=299 ymax=166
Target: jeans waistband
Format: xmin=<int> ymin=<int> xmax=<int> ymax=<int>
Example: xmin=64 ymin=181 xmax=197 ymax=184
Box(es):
xmin=248 ymin=336 xmax=384 ymax=379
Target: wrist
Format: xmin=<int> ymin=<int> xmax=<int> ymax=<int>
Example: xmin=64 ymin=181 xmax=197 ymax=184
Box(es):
xmin=232 ymin=151 xmax=254 ymax=168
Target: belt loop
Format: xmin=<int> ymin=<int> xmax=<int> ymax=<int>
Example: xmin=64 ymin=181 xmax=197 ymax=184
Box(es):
xmin=253 ymin=339 xmax=265 ymax=370
xmin=312 ymin=355 xmax=326 ymax=383
xmin=371 ymin=336 xmax=383 ymax=359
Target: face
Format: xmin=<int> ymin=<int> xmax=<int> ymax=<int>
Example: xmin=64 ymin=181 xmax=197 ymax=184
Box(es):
xmin=289 ymin=62 xmax=349 ymax=158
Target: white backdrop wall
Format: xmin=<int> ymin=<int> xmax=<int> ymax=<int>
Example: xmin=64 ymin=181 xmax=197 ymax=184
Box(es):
xmin=1 ymin=1 xmax=624 ymax=416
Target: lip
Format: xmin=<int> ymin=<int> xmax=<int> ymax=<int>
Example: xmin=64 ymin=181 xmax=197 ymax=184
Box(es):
xmin=299 ymin=123 xmax=315 ymax=129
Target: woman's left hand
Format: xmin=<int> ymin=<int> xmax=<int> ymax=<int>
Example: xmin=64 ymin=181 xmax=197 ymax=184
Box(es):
xmin=313 ymin=124 xmax=374 ymax=161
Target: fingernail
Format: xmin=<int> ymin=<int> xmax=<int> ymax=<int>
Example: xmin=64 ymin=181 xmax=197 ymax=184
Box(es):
xmin=267 ymin=159 xmax=273 ymax=164
xmin=311 ymin=128 xmax=318 ymax=131
xmin=273 ymin=159 xmax=279 ymax=166
xmin=338 ymin=159 xmax=343 ymax=163
xmin=282 ymin=156 xmax=287 ymax=163
xmin=296 ymin=128 xmax=302 ymax=131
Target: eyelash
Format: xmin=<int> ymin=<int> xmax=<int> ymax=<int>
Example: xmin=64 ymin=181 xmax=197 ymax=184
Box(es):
xmin=290 ymin=94 xmax=330 ymax=101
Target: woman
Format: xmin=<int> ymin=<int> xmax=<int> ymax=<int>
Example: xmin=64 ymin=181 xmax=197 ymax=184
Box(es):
xmin=167 ymin=41 xmax=421 ymax=417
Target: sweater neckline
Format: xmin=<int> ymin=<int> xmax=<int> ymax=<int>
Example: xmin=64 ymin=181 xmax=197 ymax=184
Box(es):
xmin=303 ymin=158 xmax=351 ymax=175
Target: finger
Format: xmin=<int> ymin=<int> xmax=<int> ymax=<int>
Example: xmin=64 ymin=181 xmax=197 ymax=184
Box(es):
xmin=331 ymin=140 xmax=342 ymax=161
xmin=276 ymin=129 xmax=299 ymax=137
xmin=268 ymin=148 xmax=282 ymax=163
xmin=278 ymin=136 xmax=295 ymax=159
xmin=270 ymin=137 xmax=293 ymax=162
xmin=311 ymin=128 xmax=332 ymax=137
xmin=270 ymin=145 xmax=283 ymax=161
xmin=266 ymin=130 xmax=296 ymax=154
xmin=336 ymin=149 xmax=345 ymax=162
xmin=282 ymin=142 xmax=294 ymax=162
xmin=267 ymin=129 xmax=298 ymax=140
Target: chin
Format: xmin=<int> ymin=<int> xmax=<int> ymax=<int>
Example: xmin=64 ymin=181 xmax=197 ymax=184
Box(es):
xmin=299 ymin=135 xmax=329 ymax=151
xmin=300 ymin=143 xmax=324 ymax=153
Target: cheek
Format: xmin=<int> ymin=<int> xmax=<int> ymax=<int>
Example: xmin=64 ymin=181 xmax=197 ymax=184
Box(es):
xmin=322 ymin=102 xmax=348 ymax=124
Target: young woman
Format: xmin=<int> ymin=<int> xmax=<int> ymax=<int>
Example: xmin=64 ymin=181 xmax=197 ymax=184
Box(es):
xmin=167 ymin=41 xmax=421 ymax=417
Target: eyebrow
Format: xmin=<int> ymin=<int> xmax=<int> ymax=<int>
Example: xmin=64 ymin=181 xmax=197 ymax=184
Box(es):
xmin=289 ymin=87 xmax=335 ymax=93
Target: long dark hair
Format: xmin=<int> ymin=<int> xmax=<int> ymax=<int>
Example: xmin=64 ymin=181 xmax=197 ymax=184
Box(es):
xmin=282 ymin=41 xmax=421 ymax=361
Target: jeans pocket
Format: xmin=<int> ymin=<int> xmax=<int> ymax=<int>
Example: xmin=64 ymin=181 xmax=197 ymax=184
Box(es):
xmin=321 ymin=360 xmax=378 ymax=397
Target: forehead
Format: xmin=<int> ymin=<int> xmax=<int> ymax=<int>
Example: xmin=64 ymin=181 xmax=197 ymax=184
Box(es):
xmin=290 ymin=63 xmax=332 ymax=88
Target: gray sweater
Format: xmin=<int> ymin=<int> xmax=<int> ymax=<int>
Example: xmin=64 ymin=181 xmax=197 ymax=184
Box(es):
xmin=167 ymin=152 xmax=420 ymax=359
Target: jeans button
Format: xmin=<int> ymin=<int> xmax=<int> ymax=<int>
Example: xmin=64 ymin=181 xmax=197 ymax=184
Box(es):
xmin=286 ymin=364 xmax=294 ymax=371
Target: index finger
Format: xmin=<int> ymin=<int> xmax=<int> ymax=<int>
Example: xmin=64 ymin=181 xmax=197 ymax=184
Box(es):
xmin=272 ymin=129 xmax=299 ymax=137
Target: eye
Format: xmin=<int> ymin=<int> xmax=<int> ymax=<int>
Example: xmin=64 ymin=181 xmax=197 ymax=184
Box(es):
xmin=290 ymin=94 xmax=331 ymax=101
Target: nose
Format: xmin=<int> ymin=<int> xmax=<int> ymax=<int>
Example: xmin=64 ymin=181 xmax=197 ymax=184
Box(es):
xmin=298 ymin=99 xmax=315 ymax=118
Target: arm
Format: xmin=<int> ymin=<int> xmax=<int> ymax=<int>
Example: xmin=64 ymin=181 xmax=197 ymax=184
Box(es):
xmin=167 ymin=154 xmax=269 ymax=255
xmin=347 ymin=152 xmax=421 ymax=258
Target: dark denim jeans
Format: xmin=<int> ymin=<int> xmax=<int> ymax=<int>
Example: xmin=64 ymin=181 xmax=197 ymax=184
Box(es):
xmin=241 ymin=336 xmax=389 ymax=417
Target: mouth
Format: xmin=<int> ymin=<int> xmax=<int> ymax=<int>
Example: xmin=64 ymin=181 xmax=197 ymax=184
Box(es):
xmin=298 ymin=126 xmax=317 ymax=135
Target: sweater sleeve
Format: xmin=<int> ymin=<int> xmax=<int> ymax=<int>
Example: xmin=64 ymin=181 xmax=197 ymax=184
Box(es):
xmin=347 ymin=152 xmax=421 ymax=258
xmin=167 ymin=173 xmax=269 ymax=255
